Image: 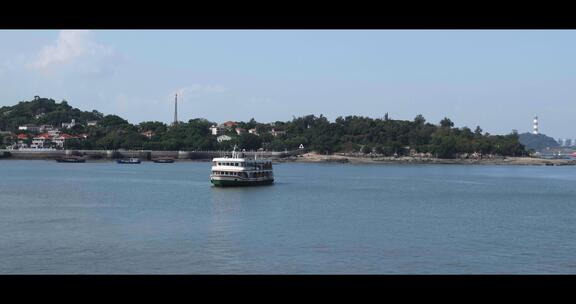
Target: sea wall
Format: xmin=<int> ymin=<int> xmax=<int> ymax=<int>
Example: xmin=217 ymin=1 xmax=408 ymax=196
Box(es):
xmin=0 ymin=149 xmax=305 ymax=160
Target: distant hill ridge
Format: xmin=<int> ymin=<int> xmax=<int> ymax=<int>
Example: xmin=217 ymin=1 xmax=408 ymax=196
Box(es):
xmin=518 ymin=132 xmax=559 ymax=151
xmin=0 ymin=97 xmax=103 ymax=132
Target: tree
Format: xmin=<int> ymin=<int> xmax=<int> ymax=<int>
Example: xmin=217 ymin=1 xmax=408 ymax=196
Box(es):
xmin=237 ymin=133 xmax=262 ymax=150
xmin=100 ymin=115 xmax=130 ymax=130
xmin=414 ymin=114 xmax=426 ymax=126
xmin=440 ymin=117 xmax=454 ymax=128
xmin=474 ymin=126 xmax=483 ymax=136
xmin=139 ymin=121 xmax=167 ymax=133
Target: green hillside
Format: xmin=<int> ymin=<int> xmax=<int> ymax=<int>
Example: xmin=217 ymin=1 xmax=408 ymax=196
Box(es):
xmin=0 ymin=97 xmax=528 ymax=158
xmin=0 ymin=97 xmax=103 ymax=132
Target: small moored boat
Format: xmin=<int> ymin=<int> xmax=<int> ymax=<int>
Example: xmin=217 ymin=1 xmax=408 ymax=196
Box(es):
xmin=56 ymin=157 xmax=86 ymax=163
xmin=153 ymin=158 xmax=175 ymax=163
xmin=116 ymin=158 xmax=141 ymax=164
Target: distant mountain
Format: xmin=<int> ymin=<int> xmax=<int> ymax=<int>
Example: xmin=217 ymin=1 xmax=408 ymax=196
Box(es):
xmin=518 ymin=132 xmax=559 ymax=151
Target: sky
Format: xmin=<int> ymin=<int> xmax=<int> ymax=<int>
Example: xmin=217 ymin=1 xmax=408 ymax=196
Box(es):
xmin=0 ymin=30 xmax=575 ymax=139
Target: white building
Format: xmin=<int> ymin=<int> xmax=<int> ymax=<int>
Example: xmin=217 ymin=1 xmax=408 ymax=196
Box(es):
xmin=51 ymin=134 xmax=77 ymax=148
xmin=39 ymin=125 xmax=54 ymax=132
xmin=217 ymin=135 xmax=232 ymax=143
xmin=31 ymin=134 xmax=52 ymax=149
xmin=248 ymin=128 xmax=258 ymax=135
xmin=47 ymin=130 xmax=61 ymax=137
xmin=87 ymin=121 xmax=98 ymax=127
xmin=62 ymin=119 xmax=77 ymax=129
xmin=210 ymin=124 xmax=226 ymax=136
xmin=18 ymin=124 xmax=41 ymax=132
xmin=270 ymin=128 xmax=286 ymax=137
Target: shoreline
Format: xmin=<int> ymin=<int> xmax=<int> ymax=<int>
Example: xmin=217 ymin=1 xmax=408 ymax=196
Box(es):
xmin=2 ymin=151 xmax=575 ymax=166
xmin=275 ymin=152 xmax=576 ymax=166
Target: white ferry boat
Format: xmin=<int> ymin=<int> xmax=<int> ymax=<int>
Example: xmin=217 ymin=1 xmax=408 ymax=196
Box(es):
xmin=210 ymin=147 xmax=274 ymax=187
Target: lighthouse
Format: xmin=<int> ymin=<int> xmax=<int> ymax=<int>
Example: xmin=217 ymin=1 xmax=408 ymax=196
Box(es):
xmin=532 ymin=116 xmax=539 ymax=135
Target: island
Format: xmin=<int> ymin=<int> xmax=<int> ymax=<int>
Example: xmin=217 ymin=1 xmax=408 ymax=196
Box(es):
xmin=1 ymin=96 xmax=573 ymax=165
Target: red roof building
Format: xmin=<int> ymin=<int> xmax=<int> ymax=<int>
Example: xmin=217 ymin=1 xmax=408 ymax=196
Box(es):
xmin=223 ymin=121 xmax=237 ymax=128
xmin=56 ymin=134 xmax=76 ymax=139
xmin=34 ymin=133 xmax=53 ymax=140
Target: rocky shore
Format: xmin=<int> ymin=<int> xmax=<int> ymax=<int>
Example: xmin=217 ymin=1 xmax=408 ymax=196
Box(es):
xmin=276 ymin=152 xmax=576 ymax=166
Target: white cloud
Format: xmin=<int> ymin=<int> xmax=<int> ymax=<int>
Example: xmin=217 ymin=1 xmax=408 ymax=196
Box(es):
xmin=28 ymin=30 xmax=119 ymax=76
xmin=173 ymin=84 xmax=228 ymax=98
xmin=168 ymin=83 xmax=228 ymax=102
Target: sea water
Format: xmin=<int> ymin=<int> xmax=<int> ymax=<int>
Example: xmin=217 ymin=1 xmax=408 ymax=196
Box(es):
xmin=0 ymin=160 xmax=575 ymax=274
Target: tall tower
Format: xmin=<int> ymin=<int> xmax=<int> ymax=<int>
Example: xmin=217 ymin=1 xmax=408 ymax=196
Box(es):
xmin=173 ymin=93 xmax=178 ymax=125
xmin=532 ymin=116 xmax=539 ymax=135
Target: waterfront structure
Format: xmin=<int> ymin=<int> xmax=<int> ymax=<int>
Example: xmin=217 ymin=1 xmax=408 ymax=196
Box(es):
xmin=13 ymin=134 xmax=28 ymax=148
xmin=31 ymin=133 xmax=52 ymax=149
xmin=52 ymin=134 xmax=78 ymax=148
xmin=533 ymin=116 xmax=539 ymax=135
xmin=210 ymin=147 xmax=274 ymax=187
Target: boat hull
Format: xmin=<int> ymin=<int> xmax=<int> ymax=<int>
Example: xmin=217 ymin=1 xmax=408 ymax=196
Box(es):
xmin=211 ymin=178 xmax=274 ymax=187
xmin=56 ymin=158 xmax=85 ymax=163
xmin=153 ymin=159 xmax=175 ymax=163
xmin=116 ymin=160 xmax=141 ymax=164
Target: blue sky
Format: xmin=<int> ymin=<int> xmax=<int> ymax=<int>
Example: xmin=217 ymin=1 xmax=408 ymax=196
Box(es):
xmin=0 ymin=30 xmax=574 ymax=139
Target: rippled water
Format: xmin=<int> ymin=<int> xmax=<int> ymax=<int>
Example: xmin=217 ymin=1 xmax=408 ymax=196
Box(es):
xmin=1 ymin=160 xmax=575 ymax=274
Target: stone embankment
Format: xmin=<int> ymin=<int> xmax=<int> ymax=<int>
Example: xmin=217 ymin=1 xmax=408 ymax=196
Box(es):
xmin=276 ymin=152 xmax=576 ymax=166
xmin=0 ymin=149 xmax=303 ymax=160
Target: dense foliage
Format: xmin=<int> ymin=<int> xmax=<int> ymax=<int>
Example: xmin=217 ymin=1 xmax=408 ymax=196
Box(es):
xmin=0 ymin=97 xmax=528 ymax=158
